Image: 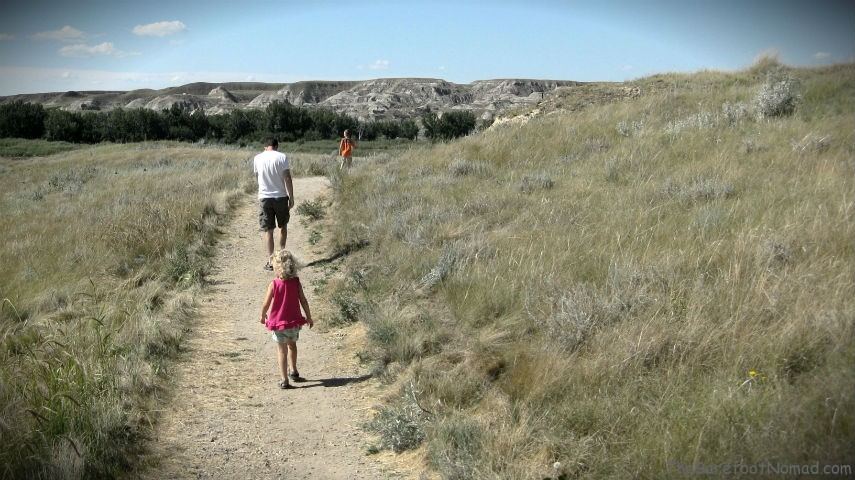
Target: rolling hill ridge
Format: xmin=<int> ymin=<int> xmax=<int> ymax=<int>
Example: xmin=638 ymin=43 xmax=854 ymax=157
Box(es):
xmin=0 ymin=78 xmax=581 ymax=121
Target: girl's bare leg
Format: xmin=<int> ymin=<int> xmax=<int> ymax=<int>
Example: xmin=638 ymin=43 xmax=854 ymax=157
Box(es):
xmin=276 ymin=342 xmax=289 ymax=380
xmin=287 ymin=341 xmax=298 ymax=373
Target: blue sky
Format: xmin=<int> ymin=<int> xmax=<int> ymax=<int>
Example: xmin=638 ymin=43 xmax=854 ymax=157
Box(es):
xmin=0 ymin=0 xmax=853 ymax=95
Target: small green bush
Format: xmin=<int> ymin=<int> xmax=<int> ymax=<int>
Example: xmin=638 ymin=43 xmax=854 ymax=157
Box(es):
xmin=295 ymin=198 xmax=326 ymax=221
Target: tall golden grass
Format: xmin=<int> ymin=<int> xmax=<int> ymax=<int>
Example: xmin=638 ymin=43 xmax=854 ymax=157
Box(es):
xmin=330 ymin=62 xmax=855 ymax=478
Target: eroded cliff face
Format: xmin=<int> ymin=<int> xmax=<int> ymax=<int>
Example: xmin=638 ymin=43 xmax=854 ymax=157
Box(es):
xmin=1 ymin=78 xmax=580 ymax=120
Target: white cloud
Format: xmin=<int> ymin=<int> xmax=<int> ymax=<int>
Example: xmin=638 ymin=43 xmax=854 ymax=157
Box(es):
xmin=58 ymin=42 xmax=137 ymax=58
xmin=622 ymin=65 xmax=634 ymax=71
xmin=32 ymin=25 xmax=86 ymax=42
xmin=0 ymin=33 xmax=14 ymax=41
xmin=133 ymin=20 xmax=186 ymax=37
xmin=368 ymin=59 xmax=390 ymax=70
xmin=813 ymin=51 xmax=831 ymax=60
xmin=438 ymin=65 xmax=446 ymax=71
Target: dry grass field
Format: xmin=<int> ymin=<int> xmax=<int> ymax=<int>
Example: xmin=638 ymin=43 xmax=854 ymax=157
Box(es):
xmin=0 ymin=141 xmax=329 ymax=478
xmin=329 ymin=60 xmax=855 ymax=478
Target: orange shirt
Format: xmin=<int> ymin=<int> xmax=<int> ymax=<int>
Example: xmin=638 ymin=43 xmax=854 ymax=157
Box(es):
xmin=340 ymin=138 xmax=354 ymax=157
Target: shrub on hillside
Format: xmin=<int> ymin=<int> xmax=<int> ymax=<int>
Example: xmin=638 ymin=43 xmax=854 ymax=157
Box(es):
xmin=754 ymin=71 xmax=800 ymax=118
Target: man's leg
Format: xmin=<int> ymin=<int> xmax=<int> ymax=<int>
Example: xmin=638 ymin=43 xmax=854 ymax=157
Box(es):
xmin=260 ymin=199 xmax=276 ymax=268
xmin=274 ymin=197 xmax=290 ymax=248
xmin=263 ymin=228 xmax=274 ymax=256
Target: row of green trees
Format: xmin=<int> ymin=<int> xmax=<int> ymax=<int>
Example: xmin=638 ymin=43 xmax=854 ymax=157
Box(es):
xmin=421 ymin=110 xmax=478 ymax=140
xmin=0 ymin=100 xmax=481 ymax=144
xmin=0 ymin=101 xmax=426 ymax=144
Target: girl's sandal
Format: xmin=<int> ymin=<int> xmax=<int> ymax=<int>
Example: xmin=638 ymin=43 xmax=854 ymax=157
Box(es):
xmin=278 ymin=380 xmax=293 ymax=389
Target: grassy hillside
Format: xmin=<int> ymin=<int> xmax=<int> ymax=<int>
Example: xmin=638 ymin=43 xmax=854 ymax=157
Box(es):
xmin=329 ymin=61 xmax=855 ymax=478
xmin=0 ymin=142 xmax=330 ymax=478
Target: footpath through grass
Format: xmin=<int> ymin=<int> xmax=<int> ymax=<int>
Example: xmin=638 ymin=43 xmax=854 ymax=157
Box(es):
xmin=328 ymin=62 xmax=855 ymax=478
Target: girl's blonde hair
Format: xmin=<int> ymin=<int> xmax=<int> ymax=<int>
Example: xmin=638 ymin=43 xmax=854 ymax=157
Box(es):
xmin=272 ymin=249 xmax=302 ymax=279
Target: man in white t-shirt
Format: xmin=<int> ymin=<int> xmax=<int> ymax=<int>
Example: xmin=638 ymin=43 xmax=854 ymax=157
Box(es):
xmin=253 ymin=137 xmax=294 ymax=271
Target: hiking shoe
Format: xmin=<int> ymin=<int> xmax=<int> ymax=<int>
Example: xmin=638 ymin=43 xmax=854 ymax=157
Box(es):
xmin=278 ymin=379 xmax=293 ymax=389
xmin=263 ymin=262 xmax=274 ymax=272
xmin=289 ymin=371 xmax=305 ymax=382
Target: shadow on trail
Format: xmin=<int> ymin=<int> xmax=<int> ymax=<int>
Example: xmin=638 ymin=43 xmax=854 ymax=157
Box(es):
xmin=296 ymin=374 xmax=372 ymax=389
xmin=305 ymin=240 xmax=369 ymax=268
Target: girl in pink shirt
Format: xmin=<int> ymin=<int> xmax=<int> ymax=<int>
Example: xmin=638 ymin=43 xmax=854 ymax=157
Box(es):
xmin=260 ymin=250 xmax=314 ymax=389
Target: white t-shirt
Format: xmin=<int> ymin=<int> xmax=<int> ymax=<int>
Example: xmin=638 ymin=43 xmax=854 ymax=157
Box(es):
xmin=253 ymin=150 xmax=291 ymax=199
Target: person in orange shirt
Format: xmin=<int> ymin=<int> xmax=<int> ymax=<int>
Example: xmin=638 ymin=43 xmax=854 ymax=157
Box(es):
xmin=338 ymin=129 xmax=356 ymax=170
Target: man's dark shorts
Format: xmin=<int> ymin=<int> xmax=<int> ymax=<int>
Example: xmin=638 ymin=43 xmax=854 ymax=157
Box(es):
xmin=259 ymin=197 xmax=290 ymax=231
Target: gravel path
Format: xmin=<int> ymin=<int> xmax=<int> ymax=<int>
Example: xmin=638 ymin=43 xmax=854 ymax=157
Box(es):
xmin=138 ymin=176 xmax=391 ymax=479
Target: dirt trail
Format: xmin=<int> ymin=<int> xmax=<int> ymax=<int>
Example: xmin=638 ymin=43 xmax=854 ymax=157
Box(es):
xmin=139 ymin=177 xmax=390 ymax=479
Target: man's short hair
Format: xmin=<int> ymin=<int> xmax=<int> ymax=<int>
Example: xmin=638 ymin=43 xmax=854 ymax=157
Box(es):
xmin=266 ymin=137 xmax=279 ymax=149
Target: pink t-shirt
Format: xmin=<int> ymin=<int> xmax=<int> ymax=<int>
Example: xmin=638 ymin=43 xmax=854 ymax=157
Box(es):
xmin=266 ymin=277 xmax=306 ymax=331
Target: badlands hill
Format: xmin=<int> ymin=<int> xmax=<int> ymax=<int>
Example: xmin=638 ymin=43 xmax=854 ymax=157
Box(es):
xmin=0 ymin=78 xmax=581 ymax=121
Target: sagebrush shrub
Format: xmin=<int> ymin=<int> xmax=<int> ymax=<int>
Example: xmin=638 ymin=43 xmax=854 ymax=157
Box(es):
xmin=722 ymin=101 xmax=750 ymax=125
xmin=616 ymin=119 xmax=644 ymax=137
xmin=368 ymin=384 xmax=427 ymax=453
xmin=754 ymin=71 xmax=800 ymax=118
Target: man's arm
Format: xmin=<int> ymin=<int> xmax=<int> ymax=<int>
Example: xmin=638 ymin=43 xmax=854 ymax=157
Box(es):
xmin=284 ymin=169 xmax=294 ymax=210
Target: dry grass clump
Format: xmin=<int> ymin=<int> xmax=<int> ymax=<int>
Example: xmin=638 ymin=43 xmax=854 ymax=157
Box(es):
xmin=518 ymin=172 xmax=555 ymax=193
xmin=660 ymin=176 xmax=735 ymax=203
xmin=0 ymin=142 xmax=251 ymax=478
xmin=330 ymin=63 xmax=855 ymax=478
xmin=448 ymin=158 xmax=491 ymax=177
